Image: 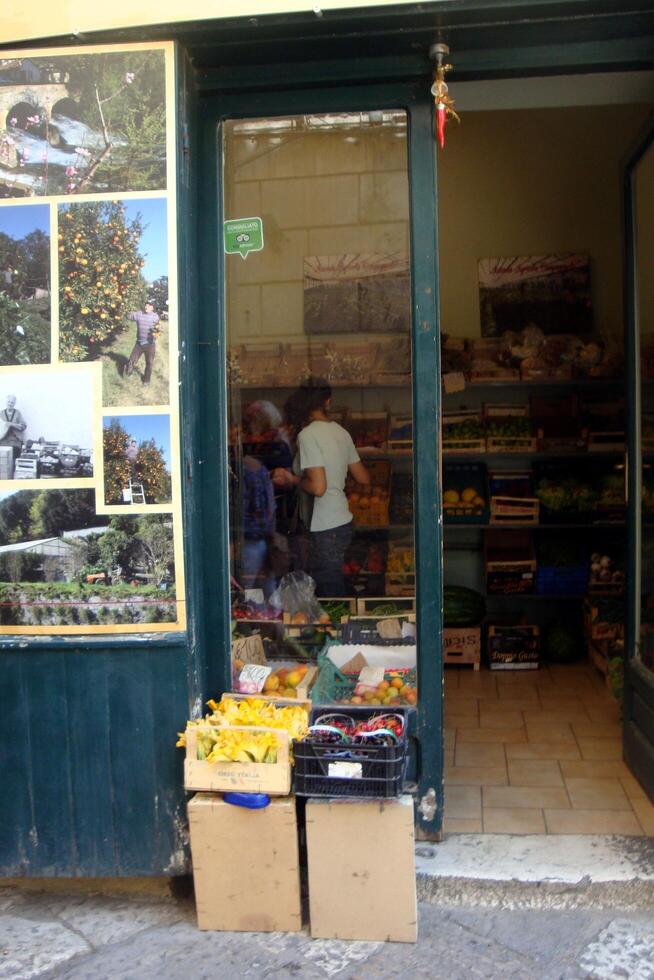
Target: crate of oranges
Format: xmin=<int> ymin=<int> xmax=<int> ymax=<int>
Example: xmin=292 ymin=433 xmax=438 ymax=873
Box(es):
xmin=346 ymin=459 xmax=391 ymax=526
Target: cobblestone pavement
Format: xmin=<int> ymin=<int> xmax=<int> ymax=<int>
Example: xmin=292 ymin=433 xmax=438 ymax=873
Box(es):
xmin=2 ymin=887 xmax=654 ymax=980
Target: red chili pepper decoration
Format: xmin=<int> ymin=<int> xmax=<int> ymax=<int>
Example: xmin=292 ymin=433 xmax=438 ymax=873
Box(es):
xmin=436 ymin=103 xmax=447 ymax=149
xmin=430 ymin=63 xmax=460 ymax=150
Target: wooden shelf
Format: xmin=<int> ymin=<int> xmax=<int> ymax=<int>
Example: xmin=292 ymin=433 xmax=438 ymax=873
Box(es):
xmin=444 ymin=522 xmax=625 ymax=530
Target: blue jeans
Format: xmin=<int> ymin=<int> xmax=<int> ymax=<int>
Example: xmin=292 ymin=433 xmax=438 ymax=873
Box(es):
xmin=309 ymin=521 xmax=353 ymax=597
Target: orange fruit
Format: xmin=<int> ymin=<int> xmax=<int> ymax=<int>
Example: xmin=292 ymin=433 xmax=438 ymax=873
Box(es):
xmin=378 ymin=680 xmax=390 ymax=691
xmin=405 ymin=689 xmax=417 ymax=705
xmin=370 ymin=698 xmax=382 ymax=705
xmin=350 ymin=695 xmax=363 ymax=704
xmin=390 ymin=677 xmax=403 ymax=690
xmin=233 ymin=658 xmax=244 ymax=672
xmin=281 ymin=687 xmax=297 ymax=699
xmin=263 ymin=674 xmax=280 ymax=692
xmin=363 ymin=691 xmax=376 ymax=702
xmin=399 ymin=684 xmax=410 ymax=696
xmin=285 ymin=670 xmax=302 ymax=688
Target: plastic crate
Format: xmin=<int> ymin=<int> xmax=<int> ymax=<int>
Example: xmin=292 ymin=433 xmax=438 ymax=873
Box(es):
xmin=535 ymin=564 xmax=589 ymax=595
xmin=293 ymin=705 xmax=410 ymax=798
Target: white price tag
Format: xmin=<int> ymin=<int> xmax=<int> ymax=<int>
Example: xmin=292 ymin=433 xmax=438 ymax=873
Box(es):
xmin=328 ymin=762 xmax=363 ymax=779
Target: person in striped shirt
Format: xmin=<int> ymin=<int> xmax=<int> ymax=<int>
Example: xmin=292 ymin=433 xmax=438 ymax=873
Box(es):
xmin=123 ymin=300 xmax=160 ymax=385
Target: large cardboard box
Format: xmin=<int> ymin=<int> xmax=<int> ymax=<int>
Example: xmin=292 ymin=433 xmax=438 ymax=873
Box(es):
xmin=188 ymin=793 xmax=302 ymax=932
xmin=306 ymin=795 xmax=417 ymax=943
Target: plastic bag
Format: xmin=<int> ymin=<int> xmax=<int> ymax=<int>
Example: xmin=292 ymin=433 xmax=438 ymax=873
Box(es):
xmin=269 ymin=570 xmax=326 ymax=624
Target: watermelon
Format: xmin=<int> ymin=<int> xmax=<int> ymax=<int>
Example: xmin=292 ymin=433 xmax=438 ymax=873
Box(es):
xmin=443 ymin=586 xmax=486 ymax=627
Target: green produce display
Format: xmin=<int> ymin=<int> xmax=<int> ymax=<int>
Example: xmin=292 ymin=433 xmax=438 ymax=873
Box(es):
xmin=535 ymin=477 xmax=596 ymax=514
xmin=443 ymin=586 xmax=486 ymax=627
xmin=443 ymin=415 xmax=483 ymax=448
xmin=486 ymin=416 xmax=532 ymax=443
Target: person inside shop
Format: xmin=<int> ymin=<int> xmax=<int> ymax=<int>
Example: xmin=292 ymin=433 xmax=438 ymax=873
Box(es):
xmin=125 ymin=439 xmax=139 ymax=471
xmin=239 ymin=453 xmax=277 ymax=598
xmin=0 ymin=394 xmax=27 ymax=461
xmin=242 ymin=399 xmax=293 ymax=472
xmin=123 ymin=299 xmax=160 ymax=385
xmin=271 ymin=377 xmax=370 ymax=597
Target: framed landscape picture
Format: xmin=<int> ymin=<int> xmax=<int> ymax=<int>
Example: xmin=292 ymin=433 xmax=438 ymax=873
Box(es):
xmin=478 ymin=253 xmax=593 ymax=337
xmin=303 ymin=253 xmax=410 ymax=334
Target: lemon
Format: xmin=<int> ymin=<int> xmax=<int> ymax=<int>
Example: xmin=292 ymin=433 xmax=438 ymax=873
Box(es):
xmin=461 ymin=487 xmax=477 ymax=503
xmin=444 ymin=489 xmax=460 ymax=504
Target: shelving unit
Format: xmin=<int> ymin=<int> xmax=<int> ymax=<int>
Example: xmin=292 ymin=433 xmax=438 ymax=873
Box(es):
xmin=442 ymin=375 xmax=627 ymax=668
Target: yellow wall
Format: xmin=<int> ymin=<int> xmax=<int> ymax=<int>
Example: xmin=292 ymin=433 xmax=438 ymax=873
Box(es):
xmin=438 ymin=105 xmax=651 ymax=341
xmin=1 ymin=0 xmax=421 ymax=45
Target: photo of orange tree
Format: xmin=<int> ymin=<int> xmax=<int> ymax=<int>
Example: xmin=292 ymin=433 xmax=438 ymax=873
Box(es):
xmin=58 ymin=200 xmax=146 ymax=361
xmin=58 ymin=199 xmax=169 ymax=405
xmin=103 ymin=418 xmax=171 ymax=505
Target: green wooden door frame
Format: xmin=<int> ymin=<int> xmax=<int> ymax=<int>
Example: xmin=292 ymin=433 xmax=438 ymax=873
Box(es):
xmin=195 ymin=79 xmax=444 ymax=837
xmin=624 ymin=114 xmax=654 ymax=800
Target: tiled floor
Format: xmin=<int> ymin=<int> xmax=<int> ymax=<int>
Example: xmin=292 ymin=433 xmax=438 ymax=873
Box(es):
xmin=443 ymin=662 xmax=654 ymax=835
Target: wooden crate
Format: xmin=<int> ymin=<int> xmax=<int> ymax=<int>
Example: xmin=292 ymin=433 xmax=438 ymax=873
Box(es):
xmin=443 ymin=411 xmax=485 ymax=455
xmin=490 ymin=496 xmax=540 ymax=525
xmin=184 ymin=725 xmax=291 ymax=794
xmin=387 ymin=414 xmax=413 ymax=454
xmin=488 ymin=625 xmax=540 ymax=670
xmin=588 ymin=431 xmax=625 ymax=452
xmin=485 ymin=530 xmax=536 ymax=594
xmin=444 ymin=627 xmax=481 ymax=670
xmin=484 ymin=403 xmax=537 ymax=453
xmin=356 ymin=596 xmax=415 ymax=615
xmin=347 ymin=458 xmax=391 ymax=526
xmin=583 ymin=601 xmax=623 ymax=641
xmin=385 ymin=572 xmax=416 ymax=596
xmin=229 ymin=343 xmax=284 ymax=386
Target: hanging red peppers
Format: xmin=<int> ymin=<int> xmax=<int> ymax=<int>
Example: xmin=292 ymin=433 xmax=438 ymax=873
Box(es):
xmin=430 ymin=44 xmax=460 ymax=150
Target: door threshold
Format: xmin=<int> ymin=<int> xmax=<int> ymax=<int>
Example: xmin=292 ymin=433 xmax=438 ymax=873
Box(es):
xmin=415 ymin=834 xmax=654 ymax=910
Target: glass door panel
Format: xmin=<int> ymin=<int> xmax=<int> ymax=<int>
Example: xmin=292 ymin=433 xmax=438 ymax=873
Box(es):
xmin=638 ymin=140 xmax=654 ymax=672
xmin=222 ymin=111 xmax=417 ymax=702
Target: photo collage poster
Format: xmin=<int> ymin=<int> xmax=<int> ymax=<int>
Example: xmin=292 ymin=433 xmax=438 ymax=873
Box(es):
xmin=0 ymin=43 xmax=186 ymax=634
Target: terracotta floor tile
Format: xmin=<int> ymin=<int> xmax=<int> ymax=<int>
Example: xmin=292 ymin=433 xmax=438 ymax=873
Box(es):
xmin=445 ymin=712 xmax=480 ymax=729
xmin=483 ymin=786 xmax=570 ymax=810
xmin=544 ymin=809 xmax=643 ymax=835
xmin=586 ymin=703 xmax=622 ymax=723
xmin=524 ymin=698 xmax=591 ymax=725
xmin=479 ymin=710 xmax=525 ymax=730
xmin=458 ymin=727 xmax=527 ymax=744
xmin=561 ymin=760 xmax=631 ymax=779
xmin=620 ymin=775 xmax=649 ymax=802
xmin=482 ymin=698 xmax=539 ymax=714
xmin=444 ymin=785 xmax=482 ymax=819
xmin=526 ymin=722 xmax=576 ymax=744
xmin=508 ymin=760 xmax=564 ymax=787
xmin=506 ymin=742 xmax=581 ymax=761
xmin=578 ymin=737 xmax=623 ymax=761
xmin=523 ymin=708 xmax=592 ymax=724
xmin=455 ymin=742 xmax=506 ymax=768
xmin=538 ymin=697 xmax=589 ymax=712
xmin=632 ymin=799 xmax=654 ymax=835
xmin=565 ymin=777 xmax=631 ymax=810
xmin=483 ymin=807 xmax=546 ymax=834
xmin=444 ymin=697 xmax=479 ymax=717
xmin=572 ymin=721 xmax=622 ymax=739
xmin=445 ymin=766 xmax=508 ymax=786
xmin=444 ymin=817 xmax=483 ymax=833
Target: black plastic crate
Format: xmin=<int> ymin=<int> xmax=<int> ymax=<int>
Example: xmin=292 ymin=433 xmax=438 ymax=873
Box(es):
xmin=294 ymin=705 xmax=410 ymax=798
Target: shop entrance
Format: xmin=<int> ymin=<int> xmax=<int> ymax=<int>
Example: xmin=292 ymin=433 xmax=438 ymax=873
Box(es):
xmin=439 ymin=74 xmax=654 ymax=835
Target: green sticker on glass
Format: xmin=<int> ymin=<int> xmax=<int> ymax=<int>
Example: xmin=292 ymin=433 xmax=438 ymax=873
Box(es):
xmin=224 ymin=217 xmax=264 ymax=260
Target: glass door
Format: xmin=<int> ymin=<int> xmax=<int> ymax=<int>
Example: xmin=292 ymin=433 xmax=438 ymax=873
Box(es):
xmin=624 ymin=116 xmax=654 ymax=801
xmin=223 ymin=110 xmax=417 ymax=688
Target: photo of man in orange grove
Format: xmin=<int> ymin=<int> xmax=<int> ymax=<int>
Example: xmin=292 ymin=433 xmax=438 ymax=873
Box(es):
xmin=58 ymin=197 xmax=169 ymax=406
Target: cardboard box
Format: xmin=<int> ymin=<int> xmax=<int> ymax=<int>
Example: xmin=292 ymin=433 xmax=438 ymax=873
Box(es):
xmin=188 ymin=793 xmax=302 ymax=932
xmin=184 ymin=725 xmax=291 ymax=795
xmin=306 ymin=795 xmax=417 ymax=943
xmin=443 ymin=626 xmax=481 ymax=669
